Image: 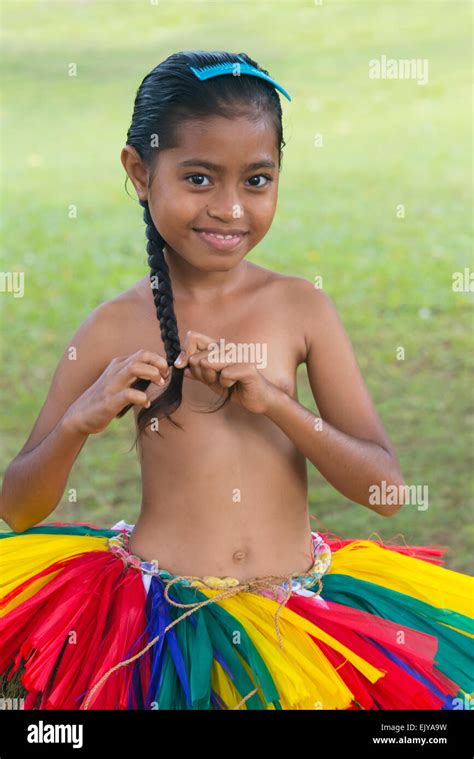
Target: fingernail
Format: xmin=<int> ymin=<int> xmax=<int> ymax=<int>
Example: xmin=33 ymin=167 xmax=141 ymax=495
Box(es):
xmin=174 ymin=352 xmax=184 ymax=366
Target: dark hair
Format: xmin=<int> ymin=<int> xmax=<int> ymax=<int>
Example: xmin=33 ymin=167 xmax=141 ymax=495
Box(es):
xmin=117 ymin=50 xmax=286 ymax=443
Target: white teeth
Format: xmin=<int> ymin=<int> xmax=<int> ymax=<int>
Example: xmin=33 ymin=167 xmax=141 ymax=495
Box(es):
xmin=203 ymin=232 xmax=239 ymax=239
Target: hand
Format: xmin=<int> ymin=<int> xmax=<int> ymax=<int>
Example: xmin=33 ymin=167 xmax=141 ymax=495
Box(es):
xmin=64 ymin=350 xmax=170 ymax=435
xmin=174 ymin=330 xmax=278 ymax=415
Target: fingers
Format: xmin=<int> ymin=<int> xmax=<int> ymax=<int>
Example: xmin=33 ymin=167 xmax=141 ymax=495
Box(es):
xmin=201 ymin=362 xmax=218 ymax=385
xmin=185 ymin=357 xmax=257 ymax=389
xmin=214 ymin=362 xmax=257 ymax=387
xmin=219 ymin=375 xmax=237 ymax=388
xmin=174 ymin=330 xmax=218 ymax=368
xmin=112 ymin=351 xmax=170 ymax=392
xmin=185 ymin=350 xmax=218 ymax=384
xmin=129 ymin=350 xmax=169 ymax=376
xmin=122 ymin=361 xmax=168 ymax=386
xmin=117 ymin=388 xmax=151 ymax=410
xmin=173 ymin=332 xmax=261 ymax=393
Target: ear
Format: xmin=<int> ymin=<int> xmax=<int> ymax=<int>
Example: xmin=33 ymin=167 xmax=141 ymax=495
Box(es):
xmin=121 ymin=145 xmax=149 ymax=201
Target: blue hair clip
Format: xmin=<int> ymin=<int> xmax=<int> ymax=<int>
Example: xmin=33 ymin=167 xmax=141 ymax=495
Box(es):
xmin=188 ymin=54 xmax=291 ymax=102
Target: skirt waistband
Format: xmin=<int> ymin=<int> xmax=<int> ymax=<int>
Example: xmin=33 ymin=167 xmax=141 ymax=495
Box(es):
xmin=106 ymin=522 xmax=332 ymax=592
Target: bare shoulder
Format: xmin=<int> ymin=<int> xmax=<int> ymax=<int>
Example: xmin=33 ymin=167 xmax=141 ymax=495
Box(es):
xmin=66 ymin=277 xmax=151 ymax=368
xmin=103 ymin=275 xmax=150 ymax=313
xmin=250 ymin=266 xmax=332 ymax=342
xmin=291 ymin=277 xmax=340 ymax=358
xmin=245 ymin=262 xmax=318 ymax=300
xmin=277 ymin=277 xmax=338 ymax=339
xmin=271 ymin=273 xmax=331 ymax=309
xmin=92 ymin=276 xmax=150 ymax=326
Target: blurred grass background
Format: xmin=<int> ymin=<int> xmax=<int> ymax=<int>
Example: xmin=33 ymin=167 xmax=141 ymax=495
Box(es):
xmin=0 ymin=0 xmax=472 ymax=572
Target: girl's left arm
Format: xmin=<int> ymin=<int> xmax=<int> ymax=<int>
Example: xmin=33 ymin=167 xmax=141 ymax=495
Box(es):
xmin=263 ymin=283 xmax=406 ymax=516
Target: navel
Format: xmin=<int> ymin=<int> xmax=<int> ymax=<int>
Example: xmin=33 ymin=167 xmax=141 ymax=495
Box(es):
xmin=232 ymin=550 xmax=247 ymax=563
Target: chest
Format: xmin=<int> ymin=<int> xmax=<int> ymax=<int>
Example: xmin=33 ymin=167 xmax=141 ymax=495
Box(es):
xmin=137 ymin=293 xmax=305 ymax=399
xmin=184 ymin=302 xmax=303 ymax=396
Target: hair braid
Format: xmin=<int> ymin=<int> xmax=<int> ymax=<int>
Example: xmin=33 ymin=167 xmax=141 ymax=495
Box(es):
xmin=143 ymin=201 xmax=181 ymax=365
xmin=116 ymin=201 xmax=185 ymax=432
xmin=116 ymin=200 xmax=234 ymax=440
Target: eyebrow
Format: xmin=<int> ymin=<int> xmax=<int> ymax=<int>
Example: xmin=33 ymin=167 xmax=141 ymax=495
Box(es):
xmin=177 ymin=158 xmax=277 ymax=172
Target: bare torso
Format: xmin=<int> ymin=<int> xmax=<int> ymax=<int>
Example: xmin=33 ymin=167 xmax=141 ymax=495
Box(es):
xmin=119 ymin=262 xmax=313 ymax=581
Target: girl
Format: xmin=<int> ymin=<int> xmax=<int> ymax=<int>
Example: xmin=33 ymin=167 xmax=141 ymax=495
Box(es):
xmin=0 ymin=50 xmax=472 ymax=711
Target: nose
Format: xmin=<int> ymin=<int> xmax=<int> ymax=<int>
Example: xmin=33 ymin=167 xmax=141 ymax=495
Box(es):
xmin=205 ymin=185 xmax=244 ymax=223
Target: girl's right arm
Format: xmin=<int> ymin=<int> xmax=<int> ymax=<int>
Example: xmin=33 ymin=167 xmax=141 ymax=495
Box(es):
xmin=0 ymin=302 xmax=169 ymax=533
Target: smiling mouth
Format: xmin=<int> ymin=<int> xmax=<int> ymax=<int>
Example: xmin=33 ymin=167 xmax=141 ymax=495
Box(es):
xmin=193 ymin=229 xmax=248 ymax=251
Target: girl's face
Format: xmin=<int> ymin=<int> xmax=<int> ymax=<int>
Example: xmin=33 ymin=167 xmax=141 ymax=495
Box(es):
xmin=123 ymin=114 xmax=281 ymax=273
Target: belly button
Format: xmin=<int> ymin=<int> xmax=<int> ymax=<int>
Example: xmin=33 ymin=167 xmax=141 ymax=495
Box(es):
xmin=232 ymin=550 xmax=246 ymax=562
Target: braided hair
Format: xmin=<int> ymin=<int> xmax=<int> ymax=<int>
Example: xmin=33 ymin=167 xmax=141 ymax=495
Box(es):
xmin=118 ymin=50 xmax=286 ymax=440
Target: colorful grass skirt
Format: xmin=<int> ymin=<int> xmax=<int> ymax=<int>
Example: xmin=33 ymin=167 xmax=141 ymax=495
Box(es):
xmin=0 ymin=519 xmax=473 ymax=710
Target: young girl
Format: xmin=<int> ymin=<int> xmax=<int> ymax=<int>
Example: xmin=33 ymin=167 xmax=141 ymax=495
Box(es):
xmin=0 ymin=50 xmax=472 ymax=711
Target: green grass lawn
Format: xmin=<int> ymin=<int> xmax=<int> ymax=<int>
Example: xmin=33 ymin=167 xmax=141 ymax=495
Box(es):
xmin=1 ymin=1 xmax=472 ymax=572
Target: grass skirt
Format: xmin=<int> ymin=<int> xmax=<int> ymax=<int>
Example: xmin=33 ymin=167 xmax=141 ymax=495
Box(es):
xmin=0 ymin=520 xmax=472 ymax=710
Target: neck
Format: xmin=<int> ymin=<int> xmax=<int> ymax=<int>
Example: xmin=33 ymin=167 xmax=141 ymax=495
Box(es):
xmin=163 ymin=244 xmax=248 ymax=303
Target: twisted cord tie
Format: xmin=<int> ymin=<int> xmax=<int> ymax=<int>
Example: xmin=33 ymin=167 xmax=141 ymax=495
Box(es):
xmin=82 ymin=534 xmax=328 ymax=711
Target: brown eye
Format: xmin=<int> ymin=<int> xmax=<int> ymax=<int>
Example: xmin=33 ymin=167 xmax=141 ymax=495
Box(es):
xmin=247 ymin=175 xmax=272 ymax=187
xmin=186 ymin=174 xmax=210 ymax=186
